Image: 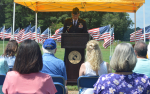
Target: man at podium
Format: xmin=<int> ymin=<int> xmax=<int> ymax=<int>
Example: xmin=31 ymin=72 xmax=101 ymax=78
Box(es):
xmin=63 ymin=7 xmax=87 ymax=33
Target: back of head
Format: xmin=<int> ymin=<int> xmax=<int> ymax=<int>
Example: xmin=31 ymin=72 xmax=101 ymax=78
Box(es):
xmin=134 ymin=40 xmax=147 ymax=58
xmin=3 ymin=40 xmax=18 ymax=57
xmin=110 ymin=43 xmax=137 ymax=72
xmin=86 ymin=40 xmax=103 ymax=71
xmin=13 ymin=39 xmax=43 ymax=74
xmin=42 ymin=38 xmax=56 ymax=54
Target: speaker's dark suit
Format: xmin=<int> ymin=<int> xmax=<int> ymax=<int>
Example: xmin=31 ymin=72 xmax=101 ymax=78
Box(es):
xmin=63 ymin=18 xmax=87 ymax=33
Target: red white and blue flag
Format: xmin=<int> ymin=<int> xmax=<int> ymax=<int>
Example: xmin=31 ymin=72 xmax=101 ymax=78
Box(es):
xmin=3 ymin=27 xmax=12 ymax=39
xmin=103 ymin=26 xmax=114 ymax=48
xmin=16 ymin=24 xmax=31 ymax=43
xmin=31 ymin=26 xmax=41 ymax=41
xmin=10 ymin=28 xmax=20 ymax=40
xmin=130 ymin=25 xmax=150 ymax=42
xmin=88 ymin=25 xmax=110 ymax=41
xmin=0 ymin=26 xmax=5 ymax=39
xmin=39 ymin=28 xmax=50 ymax=44
xmin=50 ymin=27 xmax=63 ymax=42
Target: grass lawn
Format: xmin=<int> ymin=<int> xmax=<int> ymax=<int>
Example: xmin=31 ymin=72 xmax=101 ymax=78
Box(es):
xmin=0 ymin=40 xmax=144 ymax=90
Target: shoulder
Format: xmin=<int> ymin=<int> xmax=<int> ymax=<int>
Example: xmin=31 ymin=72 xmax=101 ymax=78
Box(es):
xmin=78 ymin=18 xmax=86 ymax=22
xmin=65 ymin=18 xmax=72 ymax=21
xmin=6 ymin=71 xmax=19 ymax=78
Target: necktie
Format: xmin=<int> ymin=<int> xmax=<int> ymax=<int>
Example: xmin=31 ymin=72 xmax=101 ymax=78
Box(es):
xmin=74 ymin=20 xmax=76 ymax=26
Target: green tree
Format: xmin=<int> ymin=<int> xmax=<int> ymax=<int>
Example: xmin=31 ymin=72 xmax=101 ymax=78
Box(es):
xmin=101 ymin=12 xmax=133 ymax=40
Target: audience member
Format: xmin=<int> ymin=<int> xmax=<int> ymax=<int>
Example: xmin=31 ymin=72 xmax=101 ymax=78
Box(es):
xmin=40 ymin=38 xmax=68 ymax=94
xmin=0 ymin=58 xmax=9 ymax=94
xmin=0 ymin=40 xmax=18 ymax=70
xmin=94 ymin=43 xmax=150 ymax=94
xmin=133 ymin=40 xmax=150 ymax=77
xmin=147 ymin=42 xmax=150 ymax=59
xmin=79 ymin=40 xmax=112 ymax=94
xmin=2 ymin=39 xmax=57 ymax=94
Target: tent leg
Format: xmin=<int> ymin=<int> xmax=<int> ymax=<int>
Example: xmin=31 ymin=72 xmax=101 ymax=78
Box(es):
xmin=35 ymin=12 xmax=37 ymax=42
xmin=13 ymin=2 xmax=16 ymax=39
xmin=134 ymin=12 xmax=136 ymax=42
xmin=143 ymin=3 xmax=145 ymax=42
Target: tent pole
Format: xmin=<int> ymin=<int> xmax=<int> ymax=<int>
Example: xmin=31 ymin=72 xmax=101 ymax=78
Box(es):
xmin=13 ymin=2 xmax=16 ymax=39
xmin=143 ymin=3 xmax=145 ymax=42
xmin=134 ymin=12 xmax=136 ymax=42
xmin=35 ymin=12 xmax=37 ymax=42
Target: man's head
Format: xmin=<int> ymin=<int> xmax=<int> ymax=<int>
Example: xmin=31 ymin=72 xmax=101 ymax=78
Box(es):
xmin=72 ymin=7 xmax=80 ymax=20
xmin=42 ymin=38 xmax=57 ymax=54
xmin=134 ymin=40 xmax=147 ymax=58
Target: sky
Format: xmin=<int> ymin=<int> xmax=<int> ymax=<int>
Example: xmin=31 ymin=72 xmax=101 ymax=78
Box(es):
xmin=128 ymin=0 xmax=150 ymax=29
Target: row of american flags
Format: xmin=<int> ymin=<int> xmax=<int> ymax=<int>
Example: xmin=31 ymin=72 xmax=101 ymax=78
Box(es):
xmin=130 ymin=25 xmax=150 ymax=42
xmin=0 ymin=24 xmax=114 ymax=48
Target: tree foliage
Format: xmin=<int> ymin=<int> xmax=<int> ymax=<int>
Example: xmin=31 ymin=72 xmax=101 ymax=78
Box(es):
xmin=0 ymin=0 xmax=133 ymax=40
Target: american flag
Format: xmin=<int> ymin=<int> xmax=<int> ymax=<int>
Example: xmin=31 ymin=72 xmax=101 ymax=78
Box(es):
xmin=20 ymin=24 xmax=31 ymax=42
xmin=39 ymin=28 xmax=50 ymax=44
xmin=10 ymin=28 xmax=20 ymax=40
xmin=88 ymin=25 xmax=110 ymax=41
xmin=140 ymin=25 xmax=150 ymax=40
xmin=50 ymin=27 xmax=63 ymax=42
xmin=130 ymin=29 xmax=143 ymax=42
xmin=103 ymin=26 xmax=114 ymax=48
xmin=3 ymin=27 xmax=12 ymax=39
xmin=0 ymin=26 xmax=5 ymax=39
xmin=130 ymin=25 xmax=150 ymax=42
xmin=16 ymin=24 xmax=31 ymax=43
xmin=31 ymin=26 xmax=41 ymax=41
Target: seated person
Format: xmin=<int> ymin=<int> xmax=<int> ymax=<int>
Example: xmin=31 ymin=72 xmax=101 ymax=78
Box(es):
xmin=40 ymin=38 xmax=68 ymax=94
xmin=0 ymin=40 xmax=18 ymax=70
xmin=79 ymin=40 xmax=112 ymax=94
xmin=133 ymin=40 xmax=150 ymax=77
xmin=94 ymin=43 xmax=150 ymax=94
xmin=2 ymin=39 xmax=57 ymax=94
xmin=0 ymin=58 xmax=9 ymax=94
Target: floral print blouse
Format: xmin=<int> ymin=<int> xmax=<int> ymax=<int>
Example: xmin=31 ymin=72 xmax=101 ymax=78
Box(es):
xmin=94 ymin=73 xmax=150 ymax=94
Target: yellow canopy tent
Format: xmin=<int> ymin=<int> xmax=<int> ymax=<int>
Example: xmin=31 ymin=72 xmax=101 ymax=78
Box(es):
xmin=13 ymin=0 xmax=145 ymax=42
xmin=14 ymin=0 xmax=144 ymax=13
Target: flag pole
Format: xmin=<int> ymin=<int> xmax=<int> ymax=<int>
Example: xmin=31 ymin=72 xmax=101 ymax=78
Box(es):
xmin=143 ymin=3 xmax=145 ymax=42
xmin=35 ymin=12 xmax=38 ymax=42
xmin=3 ymin=25 xmax=5 ymax=53
xmin=134 ymin=12 xmax=136 ymax=42
xmin=48 ymin=28 xmax=49 ymax=39
xmin=13 ymin=2 xmax=16 ymax=39
xmin=109 ymin=24 xmax=111 ymax=61
xmin=50 ymin=28 xmax=51 ymax=37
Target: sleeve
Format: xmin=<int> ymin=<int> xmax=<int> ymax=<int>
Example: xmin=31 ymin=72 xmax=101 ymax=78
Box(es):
xmin=4 ymin=60 xmax=9 ymax=73
xmin=93 ymin=77 xmax=102 ymax=94
xmin=83 ymin=20 xmax=87 ymax=33
xmin=63 ymin=20 xmax=67 ymax=33
xmin=2 ymin=72 xmax=10 ymax=94
xmin=45 ymin=75 xmax=57 ymax=94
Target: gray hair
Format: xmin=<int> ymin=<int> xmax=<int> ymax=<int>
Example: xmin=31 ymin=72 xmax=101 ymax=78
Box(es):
xmin=134 ymin=40 xmax=147 ymax=57
xmin=42 ymin=46 xmax=55 ymax=54
xmin=110 ymin=43 xmax=137 ymax=72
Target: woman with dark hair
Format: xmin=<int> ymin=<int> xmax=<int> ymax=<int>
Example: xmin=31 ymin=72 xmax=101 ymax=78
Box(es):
xmin=0 ymin=40 xmax=18 ymax=70
xmin=2 ymin=39 xmax=57 ymax=94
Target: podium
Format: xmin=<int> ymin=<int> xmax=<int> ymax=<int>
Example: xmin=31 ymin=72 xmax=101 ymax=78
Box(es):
xmin=61 ymin=33 xmax=89 ymax=84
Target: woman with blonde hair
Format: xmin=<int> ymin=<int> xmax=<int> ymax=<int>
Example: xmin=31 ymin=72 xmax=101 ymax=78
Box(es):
xmin=79 ymin=40 xmax=112 ymax=94
xmin=79 ymin=40 xmax=112 ymax=77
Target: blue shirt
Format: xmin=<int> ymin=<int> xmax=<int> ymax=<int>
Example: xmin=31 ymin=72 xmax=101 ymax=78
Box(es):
xmin=133 ymin=58 xmax=150 ymax=77
xmin=41 ymin=53 xmax=67 ymax=80
xmin=0 ymin=56 xmax=16 ymax=69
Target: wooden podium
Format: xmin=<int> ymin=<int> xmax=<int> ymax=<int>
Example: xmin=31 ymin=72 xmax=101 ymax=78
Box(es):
xmin=61 ymin=33 xmax=89 ymax=84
